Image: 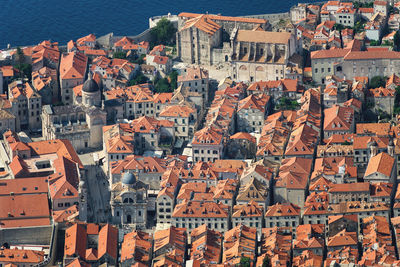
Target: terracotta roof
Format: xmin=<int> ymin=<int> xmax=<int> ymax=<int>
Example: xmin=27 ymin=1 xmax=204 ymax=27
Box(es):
xmin=110 ymin=155 xmax=167 ymax=175
xmin=0 ymin=248 xmax=44 ymax=264
xmin=105 ymin=135 xmax=134 ymax=154
xmin=293 ymin=250 xmax=323 ymax=267
xmin=285 ymin=124 xmax=319 ymax=156
xmin=120 ymin=230 xmax=152 ymax=264
xmin=223 ymin=224 xmax=257 ymax=264
xmin=309 ymin=177 xmax=333 ymax=192
xmin=60 ymin=52 xmax=87 ymax=80
xmin=236 ymin=30 xmax=292 ymax=44
xmin=265 ymin=203 xmax=300 ymax=217
xmin=76 ymin=34 xmax=96 ymax=46
xmin=324 ymin=105 xmax=354 ymax=132
xmin=181 ymin=14 xmax=221 ymax=35
xmin=369 ymin=87 xmax=395 ymax=98
xmin=238 ymin=93 xmax=270 ymax=112
xmin=52 ymin=205 xmax=79 ymax=223
xmin=0 ymin=66 xmax=15 ymax=77
xmin=178 ymin=12 xmax=267 ymax=24
xmin=0 ymin=177 xmax=48 ymax=196
xmin=65 ymin=224 xmax=87 ymax=259
xmin=232 ymin=201 xmax=264 ymax=217
xmin=0 ymin=193 xmax=50 ymax=228
xmin=172 ymin=200 xmax=228 ymax=218
xmin=364 ymin=152 xmax=395 ymax=177
xmin=159 ymin=105 xmax=196 ymax=118
xmin=329 ymin=182 xmax=369 ymax=193
xmin=190 ymin=225 xmax=222 ymax=265
xmin=230 ymin=132 xmax=256 ymax=143
xmin=353 ymin=136 xmax=388 ymax=150
xmin=178 ymin=67 xmax=209 ymax=82
xmin=192 ymin=126 xmax=223 ymax=145
xmin=154 ymin=226 xmax=187 ymax=257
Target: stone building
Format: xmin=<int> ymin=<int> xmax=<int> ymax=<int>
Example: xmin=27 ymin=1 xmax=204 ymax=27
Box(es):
xmin=265 ymin=203 xmax=301 ymax=231
xmin=231 ymin=201 xmax=264 ymax=236
xmin=192 ymin=126 xmax=224 ymax=162
xmin=159 ymin=104 xmax=197 ymax=141
xmin=226 ymin=132 xmax=257 ymax=159
xmin=177 ymin=67 xmax=209 ymax=103
xmin=172 ymin=200 xmax=230 ymax=234
xmin=8 ymin=80 xmax=42 ymax=131
xmin=59 ymin=51 xmax=87 ymax=104
xmin=177 ymin=12 xmax=270 ymax=66
xmin=110 ymin=172 xmax=148 ymax=229
xmin=42 ymin=78 xmax=106 ymax=152
xmin=156 ymin=187 xmax=175 ymax=226
xmin=0 ymin=109 xmax=15 ymax=133
xmin=230 ymin=30 xmax=297 ymax=82
xmin=236 ymin=94 xmax=270 ymax=133
xmin=311 ymin=40 xmax=400 ymax=84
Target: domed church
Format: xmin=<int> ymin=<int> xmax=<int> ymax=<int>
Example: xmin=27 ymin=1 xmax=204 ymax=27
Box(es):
xmin=41 ymin=76 xmax=107 ymax=152
xmin=110 ymin=172 xmax=148 ymax=230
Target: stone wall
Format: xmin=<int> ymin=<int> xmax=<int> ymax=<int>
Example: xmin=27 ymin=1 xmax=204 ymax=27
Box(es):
xmin=0 ymin=225 xmax=53 ymax=246
xmin=243 ymin=12 xmax=290 ymax=24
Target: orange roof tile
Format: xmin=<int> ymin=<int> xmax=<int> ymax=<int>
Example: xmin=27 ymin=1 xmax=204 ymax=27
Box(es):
xmin=265 ymin=203 xmax=300 ymax=217
xmin=364 ymin=152 xmax=395 ymax=177
xmin=60 ymin=52 xmax=87 ymax=80
xmin=0 ymin=194 xmax=50 ymax=228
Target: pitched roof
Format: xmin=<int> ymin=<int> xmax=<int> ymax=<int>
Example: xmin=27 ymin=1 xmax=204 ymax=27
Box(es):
xmin=236 ymin=30 xmax=292 ymax=44
xmin=97 ymin=224 xmax=118 ymax=260
xmin=60 ymin=52 xmax=87 ymax=80
xmin=324 ymin=105 xmax=354 ymax=132
xmin=192 ymin=126 xmax=223 ymax=146
xmin=181 ymin=15 xmax=221 ymax=35
xmin=159 ymin=105 xmax=196 ymax=118
xmin=0 ymin=194 xmax=50 ymax=228
xmin=265 ymin=203 xmax=301 ymax=217
xmin=329 ymin=182 xmax=369 ymax=193
xmin=154 ymin=226 xmax=187 ymax=257
xmin=172 ymin=201 xmax=229 ymax=218
xmin=0 ymin=248 xmax=45 ymax=264
xmin=179 ymin=12 xmax=267 ymax=24
xmin=364 ymin=152 xmax=395 ymax=177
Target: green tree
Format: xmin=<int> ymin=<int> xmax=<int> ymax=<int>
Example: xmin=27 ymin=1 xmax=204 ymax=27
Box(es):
xmin=113 ymin=51 xmax=127 ymax=59
xmin=394 ymin=31 xmax=400 ymax=51
xmin=129 ymin=54 xmax=146 ymax=65
xmin=369 ymin=40 xmax=380 ymax=46
xmin=334 ymin=23 xmax=344 ymax=31
xmin=150 ymin=18 xmax=177 ymax=46
xmin=276 ymin=97 xmax=300 ymax=111
xmin=15 ymin=47 xmax=25 ymax=65
xmin=14 ymin=63 xmax=32 ymax=80
xmin=369 ymin=76 xmax=387 ymax=88
xmin=168 ymin=70 xmax=179 ymax=90
xmin=153 ymin=76 xmax=172 ymax=93
xmin=353 ymin=19 xmax=367 ymax=34
xmin=128 ymin=71 xmax=149 ymax=86
xmin=240 ymin=257 xmax=251 ymax=267
xmin=262 ymin=255 xmax=271 ymax=267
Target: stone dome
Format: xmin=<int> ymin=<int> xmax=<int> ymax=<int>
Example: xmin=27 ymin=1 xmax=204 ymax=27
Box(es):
xmin=82 ymin=78 xmax=99 ymax=93
xmin=122 ymin=172 xmax=135 ymax=185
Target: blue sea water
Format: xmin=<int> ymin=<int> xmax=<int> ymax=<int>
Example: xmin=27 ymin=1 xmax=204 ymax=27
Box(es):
xmin=0 ymin=0 xmax=313 ymax=49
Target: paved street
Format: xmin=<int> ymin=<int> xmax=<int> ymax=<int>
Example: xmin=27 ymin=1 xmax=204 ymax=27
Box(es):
xmin=79 ymin=151 xmax=111 ymax=223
